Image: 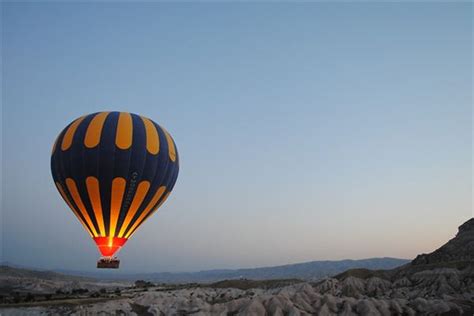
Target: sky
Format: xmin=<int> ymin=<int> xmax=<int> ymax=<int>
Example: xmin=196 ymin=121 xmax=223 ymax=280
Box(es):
xmin=1 ymin=2 xmax=472 ymax=273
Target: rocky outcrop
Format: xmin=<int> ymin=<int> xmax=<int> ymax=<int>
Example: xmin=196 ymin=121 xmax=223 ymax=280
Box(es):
xmin=1 ymin=218 xmax=473 ymax=315
xmin=2 ymin=280 xmax=471 ymax=316
xmin=412 ymin=218 xmax=474 ymax=265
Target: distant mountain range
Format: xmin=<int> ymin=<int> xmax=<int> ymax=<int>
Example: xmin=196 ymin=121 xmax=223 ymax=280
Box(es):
xmin=3 ymin=257 xmax=409 ymax=283
xmin=122 ymin=257 xmax=409 ymax=283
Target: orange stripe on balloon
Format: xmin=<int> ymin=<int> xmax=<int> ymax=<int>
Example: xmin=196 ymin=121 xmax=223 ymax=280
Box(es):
xmin=163 ymin=128 xmax=176 ymax=162
xmin=55 ymin=182 xmax=93 ymax=238
xmin=109 ymin=177 xmax=126 ymax=237
xmin=124 ymin=186 xmax=166 ymax=238
xmin=128 ymin=191 xmax=171 ymax=239
xmin=61 ymin=116 xmax=85 ymax=151
xmin=115 ymin=112 xmax=133 ymax=150
xmin=85 ymin=177 xmax=106 ymax=236
xmin=118 ymin=181 xmax=151 ymax=238
xmin=65 ymin=178 xmax=99 ymax=237
xmin=141 ymin=117 xmax=159 ymax=155
xmin=84 ymin=112 xmax=109 ymax=148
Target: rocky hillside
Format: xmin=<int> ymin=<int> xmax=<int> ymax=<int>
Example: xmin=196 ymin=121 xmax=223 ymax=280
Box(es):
xmin=1 ymin=218 xmax=472 ymax=315
xmin=336 ymin=218 xmax=474 ymax=278
xmin=1 ymin=276 xmax=472 ymax=315
xmin=412 ymin=218 xmax=474 ymax=266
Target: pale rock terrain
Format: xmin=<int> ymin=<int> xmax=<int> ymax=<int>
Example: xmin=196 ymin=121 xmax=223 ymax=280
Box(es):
xmin=1 ymin=218 xmax=473 ymax=315
xmin=1 ymin=274 xmax=472 ymax=315
xmin=0 ymin=266 xmax=129 ymax=294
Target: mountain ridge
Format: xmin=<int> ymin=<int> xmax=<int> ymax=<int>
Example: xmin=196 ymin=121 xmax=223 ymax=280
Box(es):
xmin=335 ymin=218 xmax=474 ymax=281
xmin=140 ymin=257 xmax=409 ymax=283
xmin=3 ymin=257 xmax=410 ymax=283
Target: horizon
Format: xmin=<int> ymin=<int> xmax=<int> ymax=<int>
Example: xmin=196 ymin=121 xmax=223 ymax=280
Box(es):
xmin=1 ymin=256 xmax=410 ymax=274
xmin=2 ymin=2 xmax=472 ymax=273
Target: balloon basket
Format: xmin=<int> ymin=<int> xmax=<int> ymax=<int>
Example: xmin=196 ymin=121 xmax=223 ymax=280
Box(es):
xmin=97 ymin=257 xmax=120 ymax=269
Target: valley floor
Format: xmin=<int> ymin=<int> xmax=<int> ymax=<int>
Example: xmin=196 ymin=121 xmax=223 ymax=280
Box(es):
xmin=1 ymin=269 xmax=473 ymax=316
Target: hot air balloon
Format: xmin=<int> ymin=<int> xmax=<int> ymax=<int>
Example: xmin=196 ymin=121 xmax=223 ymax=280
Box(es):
xmin=51 ymin=112 xmax=179 ymax=268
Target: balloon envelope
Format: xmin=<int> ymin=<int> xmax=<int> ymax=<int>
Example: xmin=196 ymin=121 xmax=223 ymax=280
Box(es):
xmin=51 ymin=112 xmax=179 ymax=258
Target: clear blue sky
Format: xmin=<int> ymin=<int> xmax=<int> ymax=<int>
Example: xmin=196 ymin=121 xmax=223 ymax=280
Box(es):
xmin=2 ymin=2 xmax=472 ymax=273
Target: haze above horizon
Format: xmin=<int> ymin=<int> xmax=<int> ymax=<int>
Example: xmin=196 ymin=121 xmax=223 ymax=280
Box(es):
xmin=2 ymin=2 xmax=472 ymax=273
